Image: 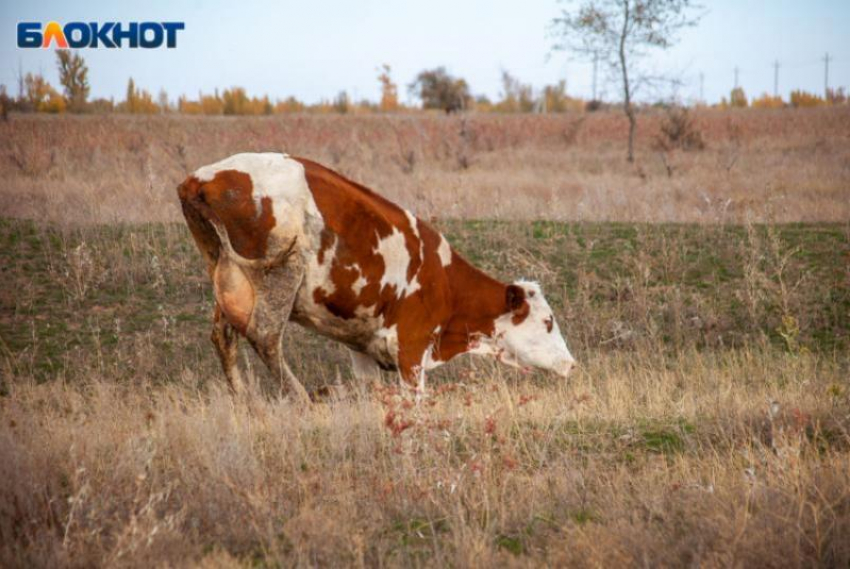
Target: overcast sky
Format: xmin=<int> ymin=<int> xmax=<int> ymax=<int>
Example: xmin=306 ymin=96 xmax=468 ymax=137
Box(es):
xmin=1 ymin=0 xmax=848 ymax=105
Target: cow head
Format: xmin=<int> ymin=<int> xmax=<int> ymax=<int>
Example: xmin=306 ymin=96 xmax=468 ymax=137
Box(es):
xmin=474 ymin=281 xmax=575 ymax=378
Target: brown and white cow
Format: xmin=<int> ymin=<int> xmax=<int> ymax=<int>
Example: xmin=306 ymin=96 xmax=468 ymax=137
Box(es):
xmin=178 ymin=153 xmax=575 ymax=399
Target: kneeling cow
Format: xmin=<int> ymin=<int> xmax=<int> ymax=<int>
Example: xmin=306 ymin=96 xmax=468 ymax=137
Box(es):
xmin=178 ymin=153 xmax=575 ymax=399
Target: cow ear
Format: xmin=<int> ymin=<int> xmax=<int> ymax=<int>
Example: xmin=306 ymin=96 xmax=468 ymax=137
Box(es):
xmin=505 ymin=284 xmax=526 ymax=312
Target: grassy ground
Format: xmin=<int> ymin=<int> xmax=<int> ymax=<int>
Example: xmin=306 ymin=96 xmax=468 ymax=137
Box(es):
xmin=2 ymin=218 xmax=847 ymax=386
xmin=1 ymin=217 xmax=849 ymax=567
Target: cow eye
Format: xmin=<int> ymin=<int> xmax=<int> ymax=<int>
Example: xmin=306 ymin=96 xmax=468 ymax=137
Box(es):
xmin=544 ymin=315 xmax=554 ymax=333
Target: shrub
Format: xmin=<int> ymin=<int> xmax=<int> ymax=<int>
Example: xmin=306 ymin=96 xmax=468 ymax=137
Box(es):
xmin=655 ymin=106 xmax=705 ymax=151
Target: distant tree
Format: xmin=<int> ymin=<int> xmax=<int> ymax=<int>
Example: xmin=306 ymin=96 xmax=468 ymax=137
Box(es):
xmin=826 ymin=87 xmax=847 ymax=105
xmin=377 ymin=64 xmax=399 ymax=112
xmin=222 ymin=87 xmax=249 ymax=115
xmin=541 ymin=80 xmax=585 ymax=112
xmin=121 ymin=78 xmax=158 ymax=114
xmin=751 ymin=93 xmax=783 ymax=109
xmin=201 ymin=91 xmax=224 ymax=115
xmin=158 ymin=89 xmax=170 ymax=113
xmin=408 ymin=67 xmax=471 ymax=113
xmin=24 ymin=73 xmax=66 ymax=113
xmin=789 ymin=90 xmax=825 ymax=108
xmin=56 ymin=50 xmax=89 ymax=112
xmin=88 ymin=98 xmax=115 ymax=113
xmin=220 ymin=87 xmax=272 ymax=115
xmin=333 ymin=91 xmax=350 ymax=114
xmin=0 ymin=85 xmax=9 ymax=120
xmin=274 ymin=96 xmax=306 ymax=114
xmin=552 ymin=0 xmax=703 ymax=162
xmin=473 ymin=94 xmax=494 ymax=112
xmin=497 ymin=70 xmax=535 ymax=112
xmin=729 ymin=87 xmax=747 ymax=108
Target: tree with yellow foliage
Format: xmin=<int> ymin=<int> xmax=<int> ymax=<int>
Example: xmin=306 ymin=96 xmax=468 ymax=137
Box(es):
xmin=56 ymin=50 xmax=89 ymax=112
xmin=790 ymin=90 xmax=825 ymax=108
xmin=751 ymin=93 xmax=784 ymax=109
xmin=729 ymin=87 xmax=748 ymax=108
xmin=377 ymin=64 xmax=399 ymax=112
xmin=120 ymin=78 xmax=159 ymax=114
xmin=24 ymin=73 xmax=66 ymax=113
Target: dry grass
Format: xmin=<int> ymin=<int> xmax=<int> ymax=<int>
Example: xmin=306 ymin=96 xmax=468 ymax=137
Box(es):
xmin=1 ymin=107 xmax=849 ymax=224
xmin=1 ymin=215 xmax=848 ymax=567
xmin=1 ymin=108 xmax=849 ymax=567
xmin=3 ymin=349 xmax=849 ymax=567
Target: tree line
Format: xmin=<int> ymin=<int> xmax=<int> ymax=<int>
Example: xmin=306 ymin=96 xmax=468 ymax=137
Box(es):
xmin=1 ymin=41 xmax=845 ymax=124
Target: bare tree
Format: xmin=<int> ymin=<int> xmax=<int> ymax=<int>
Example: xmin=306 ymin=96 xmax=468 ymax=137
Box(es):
xmin=56 ymin=50 xmax=90 ymax=113
xmin=552 ymin=0 xmax=702 ymax=162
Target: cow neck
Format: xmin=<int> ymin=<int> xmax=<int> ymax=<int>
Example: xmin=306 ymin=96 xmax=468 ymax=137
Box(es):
xmin=439 ymin=253 xmax=507 ymax=357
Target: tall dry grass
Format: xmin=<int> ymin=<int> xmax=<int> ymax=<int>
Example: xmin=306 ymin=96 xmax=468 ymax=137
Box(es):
xmin=1 ymin=108 xmax=849 ymax=224
xmin=2 ymin=347 xmax=849 ymax=567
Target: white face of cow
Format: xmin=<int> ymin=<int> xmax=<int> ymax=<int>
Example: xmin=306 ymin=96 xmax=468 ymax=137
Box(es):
xmin=483 ymin=281 xmax=576 ymax=378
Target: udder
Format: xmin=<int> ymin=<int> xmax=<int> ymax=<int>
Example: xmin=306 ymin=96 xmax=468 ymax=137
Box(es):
xmin=213 ymin=258 xmax=255 ymax=334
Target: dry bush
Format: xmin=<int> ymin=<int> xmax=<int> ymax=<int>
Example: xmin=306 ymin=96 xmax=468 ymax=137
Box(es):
xmin=655 ymin=106 xmax=705 ymax=152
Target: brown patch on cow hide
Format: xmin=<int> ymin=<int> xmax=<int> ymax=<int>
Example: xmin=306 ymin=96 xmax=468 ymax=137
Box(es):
xmin=292 ymin=156 xmax=520 ymax=384
xmin=511 ymin=301 xmax=530 ymax=325
xmin=179 ymin=170 xmax=276 ymax=260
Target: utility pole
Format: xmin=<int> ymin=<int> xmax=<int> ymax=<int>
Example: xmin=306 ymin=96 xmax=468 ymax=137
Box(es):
xmin=734 ymin=66 xmax=739 ymax=89
xmin=699 ymin=72 xmax=704 ymax=103
xmin=591 ymin=51 xmax=598 ymax=101
xmin=773 ymin=60 xmax=780 ymax=98
xmin=823 ymin=52 xmax=831 ymax=98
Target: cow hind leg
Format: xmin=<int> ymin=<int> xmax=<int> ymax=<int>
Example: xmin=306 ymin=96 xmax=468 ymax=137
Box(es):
xmin=246 ymin=332 xmax=310 ymax=405
xmin=243 ymin=256 xmax=311 ymax=406
xmin=211 ymin=305 xmax=245 ymax=394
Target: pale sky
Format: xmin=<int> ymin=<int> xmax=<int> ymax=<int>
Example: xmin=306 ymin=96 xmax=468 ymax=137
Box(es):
xmin=1 ymin=0 xmax=848 ymax=105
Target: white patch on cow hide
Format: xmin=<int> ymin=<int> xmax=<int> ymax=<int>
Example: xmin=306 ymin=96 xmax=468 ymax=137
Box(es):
xmin=194 ymin=153 xmax=325 ymax=257
xmin=420 ymin=343 xmax=442 ymax=372
xmin=307 ymin=235 xmax=337 ymax=297
xmin=350 ymin=265 xmax=368 ymax=296
xmin=374 ymin=228 xmax=420 ymax=297
xmin=437 ymin=234 xmax=452 ymax=267
xmin=404 ymin=210 xmax=420 ymax=240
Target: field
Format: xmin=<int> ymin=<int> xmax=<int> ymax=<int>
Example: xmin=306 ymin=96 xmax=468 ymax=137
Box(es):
xmin=1 ymin=109 xmax=849 ymax=567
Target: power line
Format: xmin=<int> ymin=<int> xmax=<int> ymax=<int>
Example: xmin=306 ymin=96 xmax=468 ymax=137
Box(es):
xmin=591 ymin=51 xmax=598 ymax=101
xmin=773 ymin=60 xmax=780 ymax=97
xmin=823 ymin=52 xmax=831 ymax=97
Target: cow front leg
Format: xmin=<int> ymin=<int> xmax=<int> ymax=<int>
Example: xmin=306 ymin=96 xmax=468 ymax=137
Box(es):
xmin=398 ymin=341 xmax=431 ymax=402
xmin=211 ymin=304 xmax=245 ymax=394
